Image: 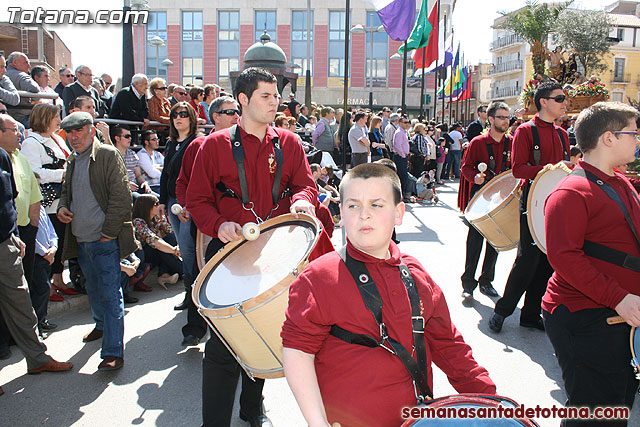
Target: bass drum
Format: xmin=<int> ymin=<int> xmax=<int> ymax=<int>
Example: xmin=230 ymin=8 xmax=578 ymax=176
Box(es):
xmin=526 ymin=162 xmax=572 ymax=254
xmin=401 ymin=394 xmax=539 ymax=426
xmin=196 ymin=230 xmax=212 ymax=271
xmin=192 ymin=213 xmax=322 ymax=379
xmin=464 ymin=170 xmax=521 ymax=251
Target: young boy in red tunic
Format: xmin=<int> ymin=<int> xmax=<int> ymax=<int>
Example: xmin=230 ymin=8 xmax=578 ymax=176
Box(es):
xmin=281 ymin=163 xmax=496 ymax=427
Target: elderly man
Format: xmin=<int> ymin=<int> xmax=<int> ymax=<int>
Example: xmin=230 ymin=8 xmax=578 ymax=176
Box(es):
xmin=5 ymin=52 xmax=39 ymax=126
xmin=168 ymin=85 xmax=188 ymax=106
xmin=61 ymin=65 xmax=101 ymax=117
xmin=100 ymin=73 xmax=114 ymax=101
xmin=57 ymin=112 xmax=136 ymax=371
xmin=384 ymin=112 xmax=400 ymax=154
xmin=0 ymin=115 xmax=73 ymax=396
xmin=0 ymin=55 xmax=19 ymax=108
xmin=54 ymin=67 xmax=74 ymax=98
xmin=109 ymin=74 xmax=149 ymax=127
xmin=58 ymin=96 xmax=111 ymax=145
xmin=31 ymin=66 xmax=61 ymax=108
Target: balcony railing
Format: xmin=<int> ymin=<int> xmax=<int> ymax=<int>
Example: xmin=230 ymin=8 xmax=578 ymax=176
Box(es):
xmin=492 ymin=86 xmax=521 ymax=99
xmin=489 ymin=34 xmax=525 ymax=51
xmin=488 ymin=60 xmax=523 ymax=75
xmin=613 ymin=72 xmax=631 ymax=83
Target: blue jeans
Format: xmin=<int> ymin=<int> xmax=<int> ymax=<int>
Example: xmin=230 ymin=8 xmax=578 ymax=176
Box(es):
xmin=447 ymin=149 xmax=461 ymax=178
xmin=168 ymin=197 xmax=195 ymax=282
xmin=77 ymin=239 xmax=124 ymax=359
xmin=394 ymin=154 xmax=409 ymax=196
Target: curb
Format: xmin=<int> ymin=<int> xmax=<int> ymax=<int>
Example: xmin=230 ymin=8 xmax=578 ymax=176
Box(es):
xmin=48 ymin=294 xmax=90 ymax=317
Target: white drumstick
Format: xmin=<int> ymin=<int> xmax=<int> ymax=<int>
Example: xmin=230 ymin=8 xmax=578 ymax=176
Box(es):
xmin=478 ymin=162 xmax=487 ymax=173
xmin=242 ymin=222 xmax=260 ymax=241
xmin=171 ymin=203 xmax=183 ymax=215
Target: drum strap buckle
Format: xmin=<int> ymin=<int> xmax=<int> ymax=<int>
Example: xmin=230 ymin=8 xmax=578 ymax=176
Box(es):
xmin=412 ymin=316 xmax=425 ymax=334
xmin=413 ymin=381 xmax=426 ymax=404
xmin=377 ymin=323 xmax=396 ymax=355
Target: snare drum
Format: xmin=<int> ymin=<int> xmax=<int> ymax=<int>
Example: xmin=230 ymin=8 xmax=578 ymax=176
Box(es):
xmin=192 ymin=213 xmax=322 ymax=379
xmin=526 ymin=162 xmax=572 ymax=254
xmin=464 ymin=170 xmax=522 ymax=251
xmin=401 ymin=394 xmax=539 ymax=426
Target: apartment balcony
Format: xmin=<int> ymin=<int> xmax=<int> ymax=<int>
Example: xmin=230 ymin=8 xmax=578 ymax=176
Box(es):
xmin=489 ymin=34 xmax=525 ymax=51
xmin=488 ymin=60 xmax=523 ymax=75
xmin=613 ymin=72 xmax=631 ymax=83
xmin=491 ymin=86 xmax=521 ymax=99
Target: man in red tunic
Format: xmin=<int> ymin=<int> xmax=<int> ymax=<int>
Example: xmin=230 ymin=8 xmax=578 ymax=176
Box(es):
xmin=543 ymin=102 xmax=640 ymax=426
xmin=459 ymin=101 xmax=512 ymax=300
xmin=186 ymin=68 xmax=320 ymax=427
xmin=489 ymin=81 xmax=570 ymax=333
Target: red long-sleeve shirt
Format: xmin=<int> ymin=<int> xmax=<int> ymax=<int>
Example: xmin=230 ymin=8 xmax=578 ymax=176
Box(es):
xmin=542 ymin=161 xmax=640 ymax=314
xmin=175 ymin=135 xmax=205 ymax=207
xmin=461 ymin=132 xmax=512 ymax=184
xmin=282 ymin=241 xmax=496 ymax=427
xmin=186 ymin=124 xmax=318 ymax=237
xmin=511 ymin=115 xmax=570 ymax=182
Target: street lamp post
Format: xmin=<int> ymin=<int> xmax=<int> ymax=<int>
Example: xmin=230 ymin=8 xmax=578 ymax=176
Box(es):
xmin=149 ymin=35 xmax=165 ymax=79
xmin=390 ymin=47 xmax=407 ymax=115
xmin=350 ymin=24 xmax=385 ymax=111
xmin=123 ymin=0 xmax=148 ymax=87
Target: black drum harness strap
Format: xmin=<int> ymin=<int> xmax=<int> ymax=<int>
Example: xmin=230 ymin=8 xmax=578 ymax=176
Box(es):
xmin=329 ymin=246 xmax=433 ymax=403
xmin=570 ymin=168 xmax=640 ymax=273
xmin=529 ymin=121 xmax=569 ymax=166
xmin=484 ymin=135 xmax=511 ymax=178
xmin=218 ymin=124 xmax=287 ymax=223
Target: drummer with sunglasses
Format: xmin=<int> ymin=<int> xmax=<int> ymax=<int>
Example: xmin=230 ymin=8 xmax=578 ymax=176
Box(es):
xmin=459 ymin=101 xmax=512 ymax=300
xmin=543 ymin=102 xmax=640 ymax=425
xmin=489 ymin=81 xmax=571 ymax=333
xmin=186 ymin=68 xmax=321 ymax=427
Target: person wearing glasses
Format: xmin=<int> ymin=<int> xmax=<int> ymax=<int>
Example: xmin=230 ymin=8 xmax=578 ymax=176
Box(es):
xmin=543 ymin=102 xmax=640 ymax=425
xmin=393 ymin=116 xmax=412 ymax=201
xmin=459 ymin=102 xmax=512 ymax=301
xmin=138 ymin=130 xmax=164 ymax=195
xmin=168 ymin=85 xmax=188 ymax=107
xmin=109 ymin=74 xmax=150 ymax=127
xmin=148 ymin=77 xmax=171 ymax=136
xmin=466 ymin=105 xmax=487 ymax=142
xmin=110 ymin=125 xmax=155 ymax=200
xmin=61 ymin=65 xmax=101 ymax=117
xmin=489 ymin=81 xmax=571 ymax=333
xmin=54 ymin=67 xmax=74 ymax=98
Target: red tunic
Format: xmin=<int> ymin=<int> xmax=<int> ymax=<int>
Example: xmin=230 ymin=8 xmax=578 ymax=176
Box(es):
xmin=175 ymin=135 xmax=205 ymax=207
xmin=511 ymin=115 xmax=570 ymax=182
xmin=542 ymin=161 xmax=640 ymax=314
xmin=186 ymin=124 xmax=318 ymax=238
xmin=458 ymin=132 xmax=512 ymax=212
xmin=281 ymin=241 xmax=496 ymax=427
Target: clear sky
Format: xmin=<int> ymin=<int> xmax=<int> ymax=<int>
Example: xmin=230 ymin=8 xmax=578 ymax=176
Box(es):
xmin=0 ymin=0 xmax=618 ymax=81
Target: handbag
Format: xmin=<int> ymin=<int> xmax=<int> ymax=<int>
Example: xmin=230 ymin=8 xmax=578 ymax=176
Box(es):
xmin=29 ymin=135 xmax=66 ymax=208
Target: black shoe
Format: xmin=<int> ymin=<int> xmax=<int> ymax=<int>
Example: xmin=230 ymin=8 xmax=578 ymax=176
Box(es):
xmin=239 ymin=413 xmax=273 ymax=427
xmin=461 ymin=290 xmax=473 ymax=299
xmin=40 ymin=320 xmax=58 ymax=332
xmin=181 ymin=335 xmax=201 ymax=347
xmin=479 ymin=284 xmax=500 ymax=297
xmin=174 ymin=292 xmax=190 ymax=311
xmin=123 ymin=294 xmax=139 ymax=304
xmin=0 ymin=345 xmax=11 ymax=360
xmin=520 ymin=317 xmax=545 ymax=331
xmin=488 ymin=312 xmax=505 ymax=333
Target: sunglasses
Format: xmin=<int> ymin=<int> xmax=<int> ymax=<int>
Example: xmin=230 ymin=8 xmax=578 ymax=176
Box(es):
xmin=543 ymin=94 xmax=567 ymax=103
xmin=121 ymin=134 xmax=132 ymax=139
xmin=157 ymin=86 xmax=168 ymax=90
xmin=176 ymin=91 xmax=187 ymax=96
xmin=62 ymin=74 xmax=73 ymax=78
xmin=215 ymin=109 xmax=240 ymax=116
xmin=402 ymin=121 xmax=410 ymax=124
xmin=614 ymin=131 xmax=640 ymax=141
xmin=491 ymin=115 xmax=510 ymax=120
xmin=171 ymin=111 xmax=190 ymax=119
xmin=153 ymin=200 xmax=160 ymax=206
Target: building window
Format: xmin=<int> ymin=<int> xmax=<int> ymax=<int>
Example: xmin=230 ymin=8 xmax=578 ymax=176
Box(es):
xmin=292 ymin=11 xmax=313 ymax=75
xmin=146 ymin=11 xmax=167 ymax=78
xmin=182 ymin=11 xmax=203 ymax=86
xmin=328 ymin=11 xmax=345 ymax=78
xmin=617 ymin=28 xmax=625 ymax=41
xmin=255 ymin=11 xmax=277 ymax=42
xmin=366 ymin=12 xmax=387 ymax=87
xmin=218 ymin=11 xmax=240 ymax=88
xmin=612 ymin=91 xmax=624 ymax=103
xmin=614 ymin=57 xmax=626 ymax=82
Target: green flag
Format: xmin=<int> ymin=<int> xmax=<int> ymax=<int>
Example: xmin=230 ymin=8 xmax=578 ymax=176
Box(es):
xmin=398 ymin=0 xmax=433 ymax=54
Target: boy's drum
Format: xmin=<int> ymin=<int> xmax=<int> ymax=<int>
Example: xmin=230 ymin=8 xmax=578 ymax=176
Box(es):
xmin=526 ymin=162 xmax=572 ymax=254
xmin=192 ymin=213 xmax=322 ymax=379
xmin=464 ymin=170 xmax=522 ymax=251
xmin=196 ymin=231 xmax=212 ymax=270
xmin=401 ymin=394 xmax=539 ymax=426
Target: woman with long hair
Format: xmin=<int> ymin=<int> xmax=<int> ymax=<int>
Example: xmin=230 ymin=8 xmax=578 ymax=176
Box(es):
xmin=368 ymin=116 xmax=388 ymax=162
xmin=21 ymin=103 xmax=78 ymax=300
xmin=132 ymin=194 xmax=182 ymax=288
xmin=159 ymin=102 xmax=200 ymax=312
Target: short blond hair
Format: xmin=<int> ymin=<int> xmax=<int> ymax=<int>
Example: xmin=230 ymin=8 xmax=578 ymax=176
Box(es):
xmin=413 ymin=123 xmax=426 ymax=134
xmin=149 ymin=77 xmax=166 ymax=93
xmin=29 ymin=103 xmax=60 ymax=133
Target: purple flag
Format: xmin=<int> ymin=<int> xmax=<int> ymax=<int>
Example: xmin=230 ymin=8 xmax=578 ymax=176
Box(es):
xmin=368 ymin=0 xmax=417 ymax=41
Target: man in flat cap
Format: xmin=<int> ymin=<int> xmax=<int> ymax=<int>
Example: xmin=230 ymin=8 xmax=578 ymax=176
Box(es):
xmin=56 ymin=112 xmax=136 ymax=371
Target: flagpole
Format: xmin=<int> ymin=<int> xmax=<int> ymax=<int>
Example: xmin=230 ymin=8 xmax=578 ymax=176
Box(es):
xmin=456 ymin=51 xmax=463 ymax=123
xmin=419 ymin=46 xmax=426 ymax=120
xmin=433 ymin=0 xmax=440 ymax=121
xmin=441 ymin=14 xmax=446 ymax=123
xmin=401 ymin=41 xmax=407 ymax=115
xmin=342 ymin=0 xmax=351 ymax=174
xmin=465 ymin=61 xmax=471 ymax=125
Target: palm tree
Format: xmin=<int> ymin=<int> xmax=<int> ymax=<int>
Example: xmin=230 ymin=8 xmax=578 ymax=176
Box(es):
xmin=495 ymin=0 xmax=573 ymax=76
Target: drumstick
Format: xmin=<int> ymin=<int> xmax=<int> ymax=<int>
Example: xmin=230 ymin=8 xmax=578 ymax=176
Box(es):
xmin=241 ymin=222 xmax=260 ymax=241
xmin=478 ymin=162 xmax=487 ymax=173
xmin=607 ymin=315 xmax=626 ymax=325
xmin=171 ymin=203 xmax=183 ymax=215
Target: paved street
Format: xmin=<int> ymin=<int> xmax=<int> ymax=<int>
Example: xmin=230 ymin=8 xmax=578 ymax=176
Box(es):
xmin=1 ymin=180 xmax=637 ymax=426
